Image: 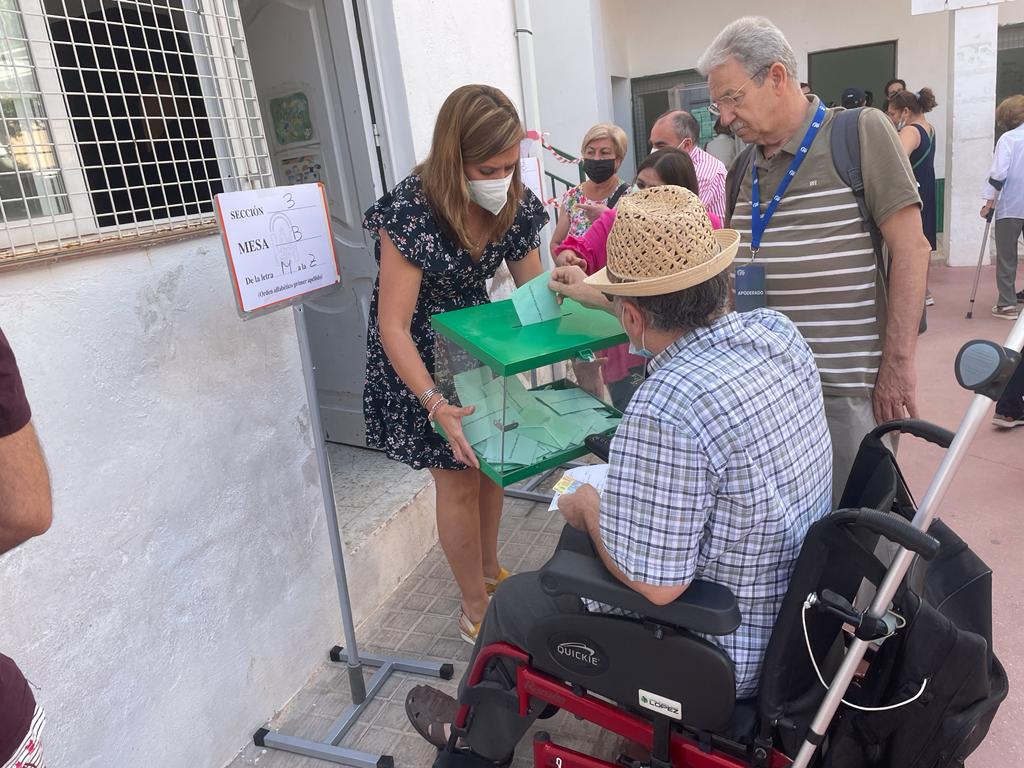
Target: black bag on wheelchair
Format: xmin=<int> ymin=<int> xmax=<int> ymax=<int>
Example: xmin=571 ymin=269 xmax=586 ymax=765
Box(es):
xmin=819 ymin=518 xmax=1008 ymax=768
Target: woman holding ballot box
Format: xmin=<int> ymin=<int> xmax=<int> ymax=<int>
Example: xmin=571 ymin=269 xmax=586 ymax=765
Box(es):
xmin=362 ymin=85 xmax=548 ymax=643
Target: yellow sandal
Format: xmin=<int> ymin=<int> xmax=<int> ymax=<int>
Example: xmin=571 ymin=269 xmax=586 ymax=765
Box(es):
xmin=458 ymin=610 xmax=482 ymax=645
xmin=483 ymin=566 xmax=511 ymax=596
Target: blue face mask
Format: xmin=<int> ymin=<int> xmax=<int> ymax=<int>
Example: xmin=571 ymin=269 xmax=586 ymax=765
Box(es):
xmin=618 ymin=303 xmax=655 ymax=359
xmin=628 ymin=336 xmax=655 ymax=360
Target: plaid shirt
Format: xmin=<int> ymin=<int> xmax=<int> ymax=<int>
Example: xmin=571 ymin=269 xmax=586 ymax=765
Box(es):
xmin=596 ymin=309 xmax=832 ymax=697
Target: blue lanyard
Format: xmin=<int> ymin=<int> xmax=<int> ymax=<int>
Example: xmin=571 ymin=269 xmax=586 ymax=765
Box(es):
xmin=750 ymin=101 xmax=827 ymax=256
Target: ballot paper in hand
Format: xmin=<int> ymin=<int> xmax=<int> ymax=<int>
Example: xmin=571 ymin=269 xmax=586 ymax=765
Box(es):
xmin=548 ymin=463 xmax=610 ymax=511
xmin=511 ymin=271 xmax=562 ymax=326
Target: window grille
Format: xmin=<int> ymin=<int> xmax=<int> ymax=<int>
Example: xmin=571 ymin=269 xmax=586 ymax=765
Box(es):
xmin=629 ymin=68 xmax=707 ymax=161
xmin=0 ymin=0 xmax=272 ymax=263
xmin=999 ymin=22 xmax=1024 ymax=51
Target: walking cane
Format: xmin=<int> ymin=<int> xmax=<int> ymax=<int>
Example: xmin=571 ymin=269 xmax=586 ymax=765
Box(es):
xmin=967 ymin=177 xmax=1004 ymax=319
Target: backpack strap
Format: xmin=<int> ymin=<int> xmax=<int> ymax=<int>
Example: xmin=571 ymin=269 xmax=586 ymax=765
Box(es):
xmin=830 ymin=107 xmax=887 ymax=282
xmin=606 ymin=182 xmax=629 ymax=210
xmin=725 ymin=144 xmax=756 ymax=226
xmin=909 ymin=126 xmax=934 ymax=171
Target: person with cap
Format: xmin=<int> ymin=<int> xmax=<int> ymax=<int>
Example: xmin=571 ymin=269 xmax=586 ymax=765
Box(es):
xmin=403 ymin=186 xmax=833 ymax=763
xmin=842 ymin=86 xmax=866 ymax=109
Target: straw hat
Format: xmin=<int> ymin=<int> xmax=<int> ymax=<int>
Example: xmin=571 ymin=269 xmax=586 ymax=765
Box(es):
xmin=585 ymin=185 xmax=740 ymax=297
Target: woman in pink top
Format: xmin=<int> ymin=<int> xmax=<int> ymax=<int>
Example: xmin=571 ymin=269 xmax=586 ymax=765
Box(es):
xmin=553 ymin=148 xmax=721 ymax=410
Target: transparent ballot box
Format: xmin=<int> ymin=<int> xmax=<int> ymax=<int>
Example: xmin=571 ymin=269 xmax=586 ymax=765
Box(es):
xmin=431 ymin=297 xmax=628 ymax=486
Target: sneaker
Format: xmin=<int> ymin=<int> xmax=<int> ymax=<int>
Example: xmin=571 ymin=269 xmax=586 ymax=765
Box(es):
xmin=483 ymin=566 xmax=511 ymax=596
xmin=458 ymin=610 xmax=481 ymax=645
xmin=993 ymin=412 xmax=1024 ymax=429
xmin=992 ymin=305 xmax=1020 ymax=319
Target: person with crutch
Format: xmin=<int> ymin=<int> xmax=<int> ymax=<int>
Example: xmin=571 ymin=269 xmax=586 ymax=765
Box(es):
xmin=982 ymin=95 xmax=1024 ymax=320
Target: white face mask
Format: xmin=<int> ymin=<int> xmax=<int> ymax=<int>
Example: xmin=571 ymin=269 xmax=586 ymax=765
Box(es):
xmin=650 ymin=138 xmax=687 ymax=156
xmin=467 ymin=173 xmax=513 ymax=215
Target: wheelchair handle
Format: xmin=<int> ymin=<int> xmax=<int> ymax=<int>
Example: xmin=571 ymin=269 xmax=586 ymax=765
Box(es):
xmin=870 ymin=418 xmax=954 ymax=449
xmin=833 ymin=507 xmax=941 ymax=560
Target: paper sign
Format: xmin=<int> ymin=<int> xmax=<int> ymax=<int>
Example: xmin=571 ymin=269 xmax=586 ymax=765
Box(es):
xmin=215 ymin=183 xmax=341 ymax=317
xmin=511 ymin=271 xmax=562 ymax=326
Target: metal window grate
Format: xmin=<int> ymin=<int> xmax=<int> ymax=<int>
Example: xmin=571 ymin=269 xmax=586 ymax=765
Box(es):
xmin=630 ymin=68 xmax=706 ymax=161
xmin=999 ymin=22 xmax=1024 ymax=51
xmin=0 ymin=0 xmax=272 ymax=262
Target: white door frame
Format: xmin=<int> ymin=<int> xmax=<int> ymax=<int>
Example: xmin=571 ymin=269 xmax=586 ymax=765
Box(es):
xmin=346 ymin=0 xmax=416 ymax=190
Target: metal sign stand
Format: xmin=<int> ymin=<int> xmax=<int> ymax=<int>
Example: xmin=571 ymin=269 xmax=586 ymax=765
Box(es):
xmin=254 ymin=304 xmax=452 ymax=768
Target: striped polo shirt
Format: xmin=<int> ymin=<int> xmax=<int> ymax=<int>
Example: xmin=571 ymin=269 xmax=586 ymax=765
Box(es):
xmin=730 ymin=98 xmax=921 ymax=398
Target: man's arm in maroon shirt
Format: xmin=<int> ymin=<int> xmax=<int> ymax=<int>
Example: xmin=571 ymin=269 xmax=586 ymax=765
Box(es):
xmin=0 ymin=328 xmax=51 ymax=554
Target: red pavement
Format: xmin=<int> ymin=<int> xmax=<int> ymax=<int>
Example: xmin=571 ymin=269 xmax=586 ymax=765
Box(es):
xmin=898 ymin=264 xmax=1022 ymax=766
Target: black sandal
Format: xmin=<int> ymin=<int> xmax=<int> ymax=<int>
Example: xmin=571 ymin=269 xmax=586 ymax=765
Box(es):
xmin=405 ymin=684 xmax=459 ymax=749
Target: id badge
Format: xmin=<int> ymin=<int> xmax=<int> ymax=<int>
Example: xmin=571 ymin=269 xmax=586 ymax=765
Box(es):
xmin=735 ymin=264 xmax=767 ymax=312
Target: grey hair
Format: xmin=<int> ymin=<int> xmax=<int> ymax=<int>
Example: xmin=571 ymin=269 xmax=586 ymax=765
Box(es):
xmin=658 ymin=109 xmax=700 ymax=143
xmin=619 ymin=272 xmax=729 ymax=332
xmin=697 ymin=16 xmax=799 ymax=83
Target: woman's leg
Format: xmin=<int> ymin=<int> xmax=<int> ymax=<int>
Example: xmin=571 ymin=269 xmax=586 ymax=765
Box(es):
xmin=429 ymin=468 xmax=489 ymax=624
xmin=477 ymin=471 xmax=505 ymax=581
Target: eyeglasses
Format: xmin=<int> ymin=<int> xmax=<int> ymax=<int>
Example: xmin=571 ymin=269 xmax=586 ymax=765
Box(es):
xmin=708 ymin=66 xmax=769 ymax=117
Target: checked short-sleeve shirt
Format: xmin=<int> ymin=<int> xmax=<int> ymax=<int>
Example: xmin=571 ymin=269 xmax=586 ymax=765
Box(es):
xmin=597 ymin=309 xmax=832 ymax=697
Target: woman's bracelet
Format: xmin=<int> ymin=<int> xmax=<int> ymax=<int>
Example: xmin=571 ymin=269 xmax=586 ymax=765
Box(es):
xmin=427 ymin=397 xmax=448 ymax=422
xmin=417 ymin=386 xmax=440 ymax=406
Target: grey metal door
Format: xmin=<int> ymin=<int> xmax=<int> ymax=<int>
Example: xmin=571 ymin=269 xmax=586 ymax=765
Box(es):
xmin=243 ymin=0 xmax=380 ymax=445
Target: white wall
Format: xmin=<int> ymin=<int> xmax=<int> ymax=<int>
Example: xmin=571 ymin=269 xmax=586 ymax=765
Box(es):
xmin=0 ymin=238 xmax=338 ymax=768
xmin=588 ymin=0 xmax=1024 ymax=183
xmin=391 ymin=0 xmax=524 ymax=164
xmin=530 ymin=0 xmax=609 ymax=182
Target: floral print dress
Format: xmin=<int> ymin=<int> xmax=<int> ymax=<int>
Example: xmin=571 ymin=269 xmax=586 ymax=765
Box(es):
xmin=362 ymin=174 xmax=549 ymax=470
xmin=558 ymin=184 xmax=613 ymax=238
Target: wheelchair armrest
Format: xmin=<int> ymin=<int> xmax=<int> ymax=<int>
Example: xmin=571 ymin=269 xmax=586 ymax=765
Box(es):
xmin=539 ymin=548 xmax=741 ymax=636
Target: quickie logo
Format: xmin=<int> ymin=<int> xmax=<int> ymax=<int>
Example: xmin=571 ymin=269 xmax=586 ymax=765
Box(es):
xmin=556 ymin=641 xmax=600 ymax=666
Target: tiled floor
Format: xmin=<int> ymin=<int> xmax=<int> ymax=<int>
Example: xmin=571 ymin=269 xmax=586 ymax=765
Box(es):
xmin=227 ymin=494 xmax=622 ymax=768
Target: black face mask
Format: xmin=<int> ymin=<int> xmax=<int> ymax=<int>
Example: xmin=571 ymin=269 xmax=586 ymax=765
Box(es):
xmin=582 ymin=158 xmax=616 ymax=183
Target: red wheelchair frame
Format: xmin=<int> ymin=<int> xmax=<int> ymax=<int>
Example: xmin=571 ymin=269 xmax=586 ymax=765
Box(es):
xmin=456 ymin=643 xmax=792 ymax=768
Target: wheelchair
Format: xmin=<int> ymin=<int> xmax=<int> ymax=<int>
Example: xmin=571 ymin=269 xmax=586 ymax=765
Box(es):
xmin=443 ymin=416 xmax=1007 ymax=768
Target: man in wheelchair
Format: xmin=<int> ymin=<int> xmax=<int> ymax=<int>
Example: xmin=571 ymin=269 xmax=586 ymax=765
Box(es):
xmin=405 ymin=186 xmax=834 ymax=764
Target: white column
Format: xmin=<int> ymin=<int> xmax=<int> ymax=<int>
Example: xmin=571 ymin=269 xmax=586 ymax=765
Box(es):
xmin=944 ymin=4 xmax=1000 ymax=267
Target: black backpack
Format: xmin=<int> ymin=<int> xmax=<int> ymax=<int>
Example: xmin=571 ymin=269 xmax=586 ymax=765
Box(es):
xmin=819 ymin=519 xmax=1008 ymax=768
xmin=725 ymin=107 xmax=926 ymax=333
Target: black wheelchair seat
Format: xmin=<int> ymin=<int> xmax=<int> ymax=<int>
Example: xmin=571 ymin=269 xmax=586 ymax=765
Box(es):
xmin=526 ymin=611 xmax=738 ymax=733
xmin=528 ymin=527 xmax=741 ymax=733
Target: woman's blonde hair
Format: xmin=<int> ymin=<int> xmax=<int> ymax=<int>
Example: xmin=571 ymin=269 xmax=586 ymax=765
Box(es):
xmin=580 ymin=122 xmax=628 ymax=159
xmin=997 ymin=95 xmax=1024 ymax=132
xmin=416 ymin=85 xmax=525 ymax=250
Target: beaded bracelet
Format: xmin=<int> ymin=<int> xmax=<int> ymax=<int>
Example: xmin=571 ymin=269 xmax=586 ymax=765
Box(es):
xmin=427 ymin=397 xmax=448 ymax=422
xmin=417 ymin=386 xmax=440 ymax=407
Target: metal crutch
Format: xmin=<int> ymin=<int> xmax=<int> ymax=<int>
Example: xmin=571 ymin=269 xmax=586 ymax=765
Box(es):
xmin=966 ymin=177 xmax=1003 ymax=319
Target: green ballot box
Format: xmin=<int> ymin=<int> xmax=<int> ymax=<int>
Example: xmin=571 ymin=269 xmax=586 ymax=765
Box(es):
xmin=431 ymin=297 xmax=629 ymax=486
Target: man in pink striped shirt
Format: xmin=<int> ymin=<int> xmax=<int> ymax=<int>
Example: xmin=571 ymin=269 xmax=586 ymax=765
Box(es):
xmin=649 ymin=110 xmax=727 ymax=220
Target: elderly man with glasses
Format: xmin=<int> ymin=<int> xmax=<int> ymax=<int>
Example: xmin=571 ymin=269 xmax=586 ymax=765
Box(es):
xmin=700 ymin=16 xmax=930 ymax=504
